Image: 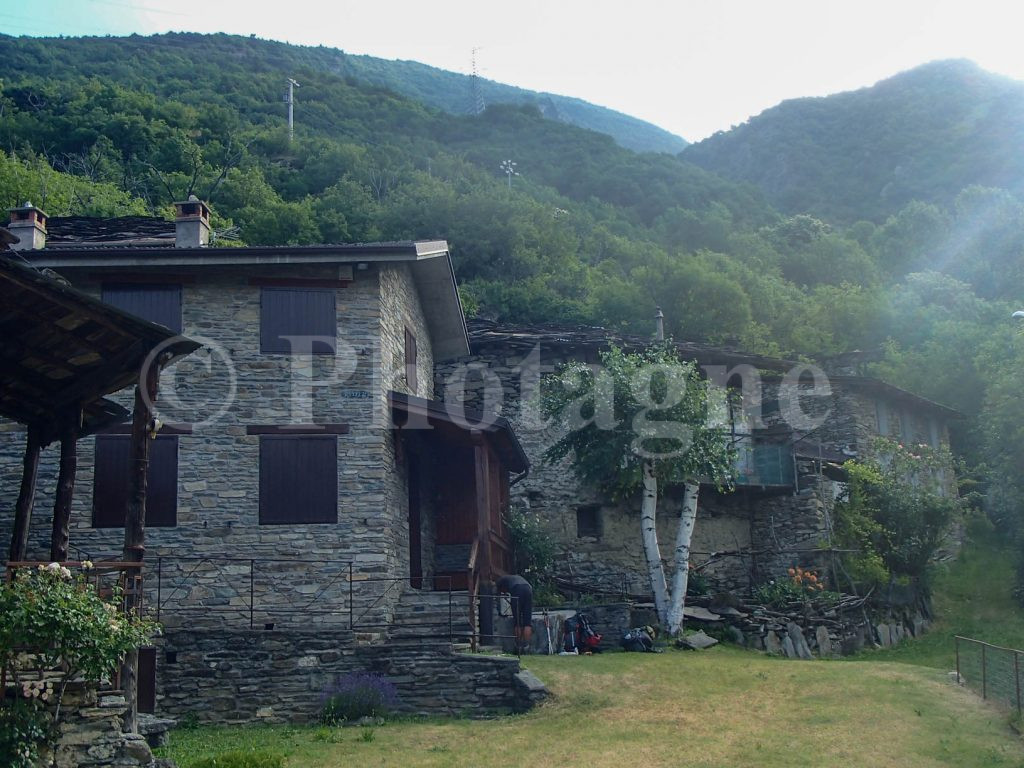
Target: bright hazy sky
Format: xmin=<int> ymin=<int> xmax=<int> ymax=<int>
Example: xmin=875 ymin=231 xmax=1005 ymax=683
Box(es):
xmin=5 ymin=0 xmax=1024 ymax=141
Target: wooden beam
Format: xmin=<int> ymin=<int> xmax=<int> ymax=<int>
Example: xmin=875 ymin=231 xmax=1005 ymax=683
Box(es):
xmin=473 ymin=433 xmax=492 ymax=582
xmin=49 ymin=421 xmax=80 ymax=562
xmin=100 ymin=423 xmax=192 ymax=436
xmin=248 ymin=277 xmax=351 ymax=288
xmin=49 ymin=340 xmax=145 ymax=411
xmin=90 ymin=272 xmax=196 ymax=284
xmin=121 ymin=359 xmax=160 ymax=735
xmin=245 ymin=424 xmax=349 ymax=435
xmin=0 ymin=337 xmax=80 ymax=373
xmin=4 ymin=275 xmax=146 ymax=339
xmin=8 ymin=427 xmax=41 ymax=562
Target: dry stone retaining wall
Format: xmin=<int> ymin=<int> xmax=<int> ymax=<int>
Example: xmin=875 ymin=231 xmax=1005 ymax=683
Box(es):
xmin=155 ymin=628 xmax=543 ymax=724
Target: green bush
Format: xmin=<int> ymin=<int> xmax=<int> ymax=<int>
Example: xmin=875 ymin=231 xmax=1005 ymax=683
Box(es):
xmin=190 ymin=750 xmax=284 ymax=768
xmin=834 ymin=438 xmax=961 ymax=591
xmin=0 ymin=563 xmax=157 ymax=763
xmin=505 ymin=505 xmax=556 ymax=581
xmin=0 ymin=697 xmax=51 ymax=768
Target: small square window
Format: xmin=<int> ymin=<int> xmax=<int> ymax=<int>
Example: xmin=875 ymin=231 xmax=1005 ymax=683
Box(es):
xmin=260 ymin=287 xmax=336 ymax=354
xmin=577 ymin=505 xmax=602 ymax=539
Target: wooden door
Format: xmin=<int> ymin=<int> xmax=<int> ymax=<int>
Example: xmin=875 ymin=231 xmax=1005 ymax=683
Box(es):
xmin=408 ymin=456 xmax=423 ymax=588
xmin=137 ymin=647 xmax=156 ymax=714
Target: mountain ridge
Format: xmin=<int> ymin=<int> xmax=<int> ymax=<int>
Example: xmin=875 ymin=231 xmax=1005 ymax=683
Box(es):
xmin=683 ymin=58 xmax=1024 ymax=223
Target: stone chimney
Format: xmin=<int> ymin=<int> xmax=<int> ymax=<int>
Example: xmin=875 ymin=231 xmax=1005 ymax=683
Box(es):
xmin=7 ymin=202 xmax=47 ymax=250
xmin=173 ymin=195 xmax=211 ymax=248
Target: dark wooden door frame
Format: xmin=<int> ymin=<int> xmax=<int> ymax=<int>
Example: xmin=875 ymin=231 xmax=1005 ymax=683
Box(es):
xmin=408 ymin=455 xmax=423 ymax=589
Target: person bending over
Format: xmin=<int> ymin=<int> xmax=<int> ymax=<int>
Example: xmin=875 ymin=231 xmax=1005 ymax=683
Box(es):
xmin=496 ymin=574 xmax=533 ymax=652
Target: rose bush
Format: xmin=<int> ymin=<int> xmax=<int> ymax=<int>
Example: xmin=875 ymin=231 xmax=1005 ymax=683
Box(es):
xmin=0 ymin=563 xmax=157 ymax=767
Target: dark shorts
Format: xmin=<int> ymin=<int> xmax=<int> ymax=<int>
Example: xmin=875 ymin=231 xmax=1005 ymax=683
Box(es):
xmin=509 ymin=584 xmax=533 ymax=628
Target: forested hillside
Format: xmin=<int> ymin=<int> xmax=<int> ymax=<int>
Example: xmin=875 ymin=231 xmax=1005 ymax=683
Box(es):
xmin=684 ymin=60 xmax=1024 ymax=223
xmin=333 ymin=51 xmax=688 ymax=154
xmin=3 ymin=33 xmax=1024 ymax=576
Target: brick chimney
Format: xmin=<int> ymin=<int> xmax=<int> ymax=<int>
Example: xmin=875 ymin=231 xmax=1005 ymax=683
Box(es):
xmin=173 ymin=195 xmax=211 ymax=248
xmin=7 ymin=202 xmax=47 ymax=250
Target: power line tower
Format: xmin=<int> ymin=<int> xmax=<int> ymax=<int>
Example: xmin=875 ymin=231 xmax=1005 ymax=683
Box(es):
xmin=469 ymin=48 xmax=485 ymax=116
xmin=285 ymin=78 xmax=301 ymax=142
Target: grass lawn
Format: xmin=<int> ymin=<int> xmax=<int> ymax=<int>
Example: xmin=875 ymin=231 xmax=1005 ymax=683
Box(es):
xmin=852 ymin=525 xmax=1024 ymax=669
xmin=160 ymin=529 xmax=1024 ymax=767
xmin=161 ymin=647 xmax=1023 ymax=767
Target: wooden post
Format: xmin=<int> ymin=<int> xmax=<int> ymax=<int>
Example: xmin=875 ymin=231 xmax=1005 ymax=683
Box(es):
xmin=122 ymin=361 xmax=160 ymax=735
xmin=49 ymin=420 xmax=79 ymax=562
xmin=473 ymin=433 xmax=494 ymax=644
xmin=9 ymin=427 xmax=41 ymax=562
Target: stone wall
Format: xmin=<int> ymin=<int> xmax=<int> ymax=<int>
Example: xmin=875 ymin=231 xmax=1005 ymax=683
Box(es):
xmin=433 ymin=341 xmax=821 ymax=595
xmin=434 ymin=335 xmax=958 ymax=598
xmin=22 ymin=683 xmax=155 ymax=768
xmin=0 ymin=262 xmax=436 ymax=628
xmin=156 ymin=628 xmax=542 ymax=723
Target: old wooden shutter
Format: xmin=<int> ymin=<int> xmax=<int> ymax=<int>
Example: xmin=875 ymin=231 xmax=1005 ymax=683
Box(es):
xmin=260 ymin=287 xmax=336 ymax=354
xmin=102 ymin=284 xmax=183 ymax=333
xmin=137 ymin=648 xmax=156 ymax=714
xmin=404 ymin=328 xmax=418 ymax=392
xmin=93 ymin=436 xmax=178 ymax=527
xmin=258 ymin=436 xmax=338 ymax=524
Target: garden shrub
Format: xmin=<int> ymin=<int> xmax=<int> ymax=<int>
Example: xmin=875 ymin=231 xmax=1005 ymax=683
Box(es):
xmin=190 ymin=750 xmax=284 ymax=768
xmin=752 ymin=568 xmax=836 ymax=607
xmin=320 ymin=672 xmax=399 ymax=724
xmin=0 ymin=563 xmax=156 ymax=766
xmin=506 ymin=505 xmax=556 ymax=581
xmin=0 ymin=697 xmax=51 ymax=768
xmin=833 ymin=438 xmax=961 ymax=592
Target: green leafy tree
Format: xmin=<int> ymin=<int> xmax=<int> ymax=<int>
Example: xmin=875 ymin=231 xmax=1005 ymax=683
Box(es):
xmin=834 ymin=438 xmax=961 ymax=590
xmin=541 ymin=344 xmax=734 ymax=634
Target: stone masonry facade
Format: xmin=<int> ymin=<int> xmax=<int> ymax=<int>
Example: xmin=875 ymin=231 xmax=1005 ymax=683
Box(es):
xmin=434 ymin=330 xmax=956 ymax=598
xmin=0 ymin=261 xmax=434 ymax=629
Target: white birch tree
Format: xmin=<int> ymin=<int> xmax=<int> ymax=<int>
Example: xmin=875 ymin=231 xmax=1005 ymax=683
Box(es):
xmin=541 ymin=344 xmax=734 ymax=636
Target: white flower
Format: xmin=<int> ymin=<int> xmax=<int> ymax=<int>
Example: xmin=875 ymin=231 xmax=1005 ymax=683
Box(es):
xmin=81 ymin=560 xmax=94 ymax=570
xmin=60 ymin=566 xmax=72 ymax=579
xmin=45 ymin=562 xmax=61 ymax=572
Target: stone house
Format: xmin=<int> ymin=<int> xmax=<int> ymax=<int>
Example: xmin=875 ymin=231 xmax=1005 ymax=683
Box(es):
xmin=435 ymin=320 xmax=959 ymax=598
xmin=0 ymin=201 xmax=536 ymax=722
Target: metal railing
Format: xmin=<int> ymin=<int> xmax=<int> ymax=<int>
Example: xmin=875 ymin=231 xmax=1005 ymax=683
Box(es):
xmin=150 ymin=557 xmax=520 ymax=648
xmin=154 ymin=556 xmax=355 ymax=629
xmin=955 ymin=635 xmax=1024 ymax=714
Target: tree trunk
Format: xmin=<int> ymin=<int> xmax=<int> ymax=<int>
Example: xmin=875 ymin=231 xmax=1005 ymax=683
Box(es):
xmin=666 ymin=482 xmax=699 ymax=636
xmin=640 ymin=460 xmax=669 ymax=623
xmin=49 ymin=427 xmax=78 ymax=563
xmin=9 ymin=428 xmax=41 ymax=562
xmin=122 ymin=364 xmax=159 ymax=736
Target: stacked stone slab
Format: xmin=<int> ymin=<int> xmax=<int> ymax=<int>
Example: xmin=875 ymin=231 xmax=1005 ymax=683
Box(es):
xmin=35 ymin=683 xmax=157 ymax=768
xmin=156 ymin=627 xmax=546 ymax=724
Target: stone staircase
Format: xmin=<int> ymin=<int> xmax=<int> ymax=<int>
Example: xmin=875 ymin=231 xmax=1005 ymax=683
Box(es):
xmin=388 ymin=588 xmax=476 ymax=645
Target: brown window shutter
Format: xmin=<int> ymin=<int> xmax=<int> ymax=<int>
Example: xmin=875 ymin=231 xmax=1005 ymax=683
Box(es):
xmin=93 ymin=436 xmax=178 ymax=528
xmin=102 ymin=284 xmax=183 ymax=333
xmin=404 ymin=328 xmax=418 ymax=393
xmin=260 ymin=287 xmax=336 ymax=354
xmin=259 ymin=436 xmax=338 ymax=524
